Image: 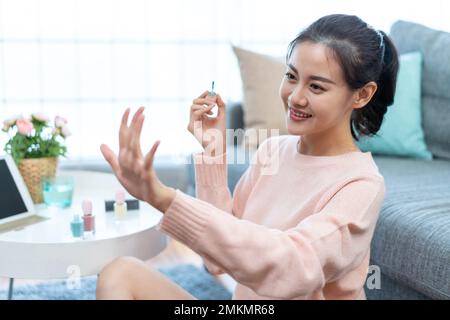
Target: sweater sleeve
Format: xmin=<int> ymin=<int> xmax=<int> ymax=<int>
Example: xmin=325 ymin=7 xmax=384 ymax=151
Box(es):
xmin=159 ymin=176 xmax=385 ymax=299
xmin=191 ymin=151 xmax=261 ymax=274
xmin=193 ymin=151 xmax=260 ymax=217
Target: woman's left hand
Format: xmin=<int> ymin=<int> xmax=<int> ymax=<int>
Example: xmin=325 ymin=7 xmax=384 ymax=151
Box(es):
xmin=100 ymin=107 xmax=176 ymax=213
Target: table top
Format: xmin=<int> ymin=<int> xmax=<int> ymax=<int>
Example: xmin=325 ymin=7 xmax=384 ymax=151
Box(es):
xmin=0 ymin=170 xmax=167 ymax=279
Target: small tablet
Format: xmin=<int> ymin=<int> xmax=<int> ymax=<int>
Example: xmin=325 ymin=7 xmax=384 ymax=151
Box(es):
xmin=0 ymin=154 xmax=37 ymax=226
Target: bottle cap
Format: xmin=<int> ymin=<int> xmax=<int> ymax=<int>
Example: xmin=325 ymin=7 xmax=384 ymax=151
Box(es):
xmin=116 ymin=190 xmax=125 ymax=204
xmin=82 ymin=200 xmax=93 ymax=216
xmin=208 ymin=81 xmax=216 ymax=97
xmin=73 ymin=214 xmax=82 ymax=222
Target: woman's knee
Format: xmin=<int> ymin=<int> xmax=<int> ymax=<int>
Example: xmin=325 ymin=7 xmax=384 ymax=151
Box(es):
xmin=97 ymin=257 xmax=195 ymax=300
xmin=98 ymin=256 xmax=144 ymax=286
xmin=96 ymin=256 xmax=150 ymax=298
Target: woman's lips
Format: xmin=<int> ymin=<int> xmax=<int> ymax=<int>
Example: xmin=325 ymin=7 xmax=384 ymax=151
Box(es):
xmin=288 ymin=107 xmax=312 ymax=121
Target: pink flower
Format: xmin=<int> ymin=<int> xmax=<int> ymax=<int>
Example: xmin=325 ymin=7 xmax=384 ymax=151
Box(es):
xmin=16 ymin=119 xmax=33 ymax=136
xmin=61 ymin=125 xmax=71 ymax=138
xmin=55 ymin=116 xmax=68 ymax=128
xmin=2 ymin=121 xmax=10 ymax=132
xmin=31 ymin=113 xmax=49 ymax=123
xmin=2 ymin=115 xmax=22 ymax=131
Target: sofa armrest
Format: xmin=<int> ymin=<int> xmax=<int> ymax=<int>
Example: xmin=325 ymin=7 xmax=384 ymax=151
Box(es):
xmin=226 ymin=101 xmax=244 ymax=148
xmin=226 ymin=101 xmax=244 ymax=132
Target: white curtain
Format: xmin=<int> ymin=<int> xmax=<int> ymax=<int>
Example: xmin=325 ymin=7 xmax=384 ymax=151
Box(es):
xmin=1 ymin=0 xmax=448 ymax=162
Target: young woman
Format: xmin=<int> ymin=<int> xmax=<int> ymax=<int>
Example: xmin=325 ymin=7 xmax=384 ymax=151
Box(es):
xmin=96 ymin=14 xmax=399 ymax=300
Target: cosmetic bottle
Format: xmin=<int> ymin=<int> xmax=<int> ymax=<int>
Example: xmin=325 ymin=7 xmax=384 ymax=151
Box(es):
xmin=70 ymin=214 xmax=84 ymax=238
xmin=114 ymin=190 xmax=127 ymax=219
xmin=205 ymin=81 xmax=218 ymax=118
xmin=82 ymin=200 xmax=95 ymax=239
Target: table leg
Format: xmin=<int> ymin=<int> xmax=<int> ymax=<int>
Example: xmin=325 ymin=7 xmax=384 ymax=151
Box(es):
xmin=8 ymin=278 xmax=14 ymax=300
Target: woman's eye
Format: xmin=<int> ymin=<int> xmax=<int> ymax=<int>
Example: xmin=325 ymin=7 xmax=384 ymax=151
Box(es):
xmin=310 ymin=83 xmax=324 ymax=92
xmin=285 ymin=72 xmax=296 ymax=80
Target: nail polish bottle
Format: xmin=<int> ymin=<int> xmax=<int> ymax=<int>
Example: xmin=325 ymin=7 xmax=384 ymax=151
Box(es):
xmin=114 ymin=190 xmax=127 ymax=219
xmin=205 ymin=81 xmax=218 ymax=118
xmin=82 ymin=200 xmax=95 ymax=239
xmin=70 ymin=214 xmax=84 ymax=238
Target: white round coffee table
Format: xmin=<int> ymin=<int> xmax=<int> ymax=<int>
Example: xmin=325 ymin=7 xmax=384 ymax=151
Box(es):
xmin=0 ymin=170 xmax=167 ymax=299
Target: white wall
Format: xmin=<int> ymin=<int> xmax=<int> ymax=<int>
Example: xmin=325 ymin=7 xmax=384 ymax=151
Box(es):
xmin=0 ymin=0 xmax=448 ymax=160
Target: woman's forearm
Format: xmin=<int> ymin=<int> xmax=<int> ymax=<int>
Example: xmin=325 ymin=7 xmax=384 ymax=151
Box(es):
xmin=151 ymin=185 xmax=176 ymax=213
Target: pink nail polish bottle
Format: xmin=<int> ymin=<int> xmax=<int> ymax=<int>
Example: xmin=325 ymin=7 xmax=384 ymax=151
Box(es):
xmin=82 ymin=200 xmax=95 ymax=239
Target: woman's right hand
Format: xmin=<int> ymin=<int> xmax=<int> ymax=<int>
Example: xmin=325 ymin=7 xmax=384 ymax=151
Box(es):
xmin=187 ymin=90 xmax=226 ymax=157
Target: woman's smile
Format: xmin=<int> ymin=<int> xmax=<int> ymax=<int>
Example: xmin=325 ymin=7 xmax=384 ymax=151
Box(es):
xmin=288 ymin=107 xmax=313 ymax=122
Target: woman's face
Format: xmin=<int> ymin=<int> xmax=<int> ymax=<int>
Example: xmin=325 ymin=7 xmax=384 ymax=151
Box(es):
xmin=279 ymin=41 xmax=357 ymax=137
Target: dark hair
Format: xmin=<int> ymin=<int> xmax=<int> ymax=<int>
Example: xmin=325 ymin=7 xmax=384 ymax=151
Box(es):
xmin=286 ymin=14 xmax=399 ymax=140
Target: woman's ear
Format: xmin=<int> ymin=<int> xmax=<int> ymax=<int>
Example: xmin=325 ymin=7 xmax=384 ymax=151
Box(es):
xmin=352 ymin=81 xmax=378 ymax=110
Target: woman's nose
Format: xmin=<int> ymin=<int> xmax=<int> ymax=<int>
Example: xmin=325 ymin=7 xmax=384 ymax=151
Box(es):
xmin=289 ymin=85 xmax=308 ymax=107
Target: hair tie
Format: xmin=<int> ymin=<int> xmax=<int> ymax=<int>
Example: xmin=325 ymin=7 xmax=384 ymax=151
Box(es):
xmin=373 ymin=29 xmax=386 ymax=62
xmin=375 ymin=30 xmax=384 ymax=49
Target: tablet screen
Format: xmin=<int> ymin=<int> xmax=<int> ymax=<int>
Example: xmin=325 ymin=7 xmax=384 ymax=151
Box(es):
xmin=0 ymin=159 xmax=28 ymax=219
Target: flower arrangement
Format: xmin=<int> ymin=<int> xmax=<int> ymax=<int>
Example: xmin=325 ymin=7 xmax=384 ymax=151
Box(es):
xmin=2 ymin=113 xmax=71 ymax=164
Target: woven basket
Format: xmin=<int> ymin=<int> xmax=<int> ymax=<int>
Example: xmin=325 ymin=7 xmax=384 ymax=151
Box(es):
xmin=18 ymin=157 xmax=58 ymax=204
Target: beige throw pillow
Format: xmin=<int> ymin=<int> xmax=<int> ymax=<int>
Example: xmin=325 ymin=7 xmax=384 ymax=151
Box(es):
xmin=232 ymin=46 xmax=288 ymax=147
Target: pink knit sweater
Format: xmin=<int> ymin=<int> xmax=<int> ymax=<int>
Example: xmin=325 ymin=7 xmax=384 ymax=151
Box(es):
xmin=159 ymin=135 xmax=385 ymax=300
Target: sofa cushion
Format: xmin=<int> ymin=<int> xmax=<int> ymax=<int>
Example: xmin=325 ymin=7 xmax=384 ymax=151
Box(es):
xmin=390 ymin=21 xmax=450 ymax=160
xmin=365 ymin=272 xmax=430 ymax=300
xmin=356 ymin=51 xmax=432 ymax=160
xmin=232 ymin=46 xmax=288 ymax=147
xmin=371 ymin=156 xmax=450 ymax=299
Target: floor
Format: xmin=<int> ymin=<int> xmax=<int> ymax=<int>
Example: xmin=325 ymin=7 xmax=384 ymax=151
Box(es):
xmin=0 ymin=238 xmax=236 ymax=297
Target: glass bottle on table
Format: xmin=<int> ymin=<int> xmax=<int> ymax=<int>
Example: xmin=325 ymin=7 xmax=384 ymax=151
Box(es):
xmin=82 ymin=200 xmax=95 ymax=239
xmin=114 ymin=190 xmax=127 ymax=220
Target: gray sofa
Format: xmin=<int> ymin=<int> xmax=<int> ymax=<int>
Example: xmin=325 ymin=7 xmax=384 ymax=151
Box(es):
xmin=187 ymin=21 xmax=450 ymax=299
